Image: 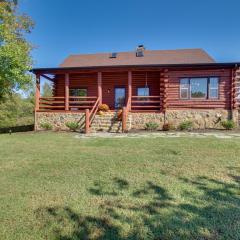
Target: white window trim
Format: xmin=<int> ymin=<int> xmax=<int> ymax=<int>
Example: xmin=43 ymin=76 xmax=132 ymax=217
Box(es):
xmin=180 ymin=87 xmax=189 ymax=99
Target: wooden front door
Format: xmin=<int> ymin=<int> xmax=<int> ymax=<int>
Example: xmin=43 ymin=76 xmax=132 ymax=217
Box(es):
xmin=114 ymin=87 xmax=126 ymax=109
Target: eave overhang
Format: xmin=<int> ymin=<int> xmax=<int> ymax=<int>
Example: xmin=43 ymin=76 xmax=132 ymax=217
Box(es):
xmin=31 ymin=62 xmax=240 ymax=75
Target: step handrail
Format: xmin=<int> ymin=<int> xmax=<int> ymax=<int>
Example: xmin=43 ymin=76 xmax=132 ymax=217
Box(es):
xmin=89 ymin=97 xmax=100 ymax=124
xmin=85 ymin=97 xmax=100 ymax=133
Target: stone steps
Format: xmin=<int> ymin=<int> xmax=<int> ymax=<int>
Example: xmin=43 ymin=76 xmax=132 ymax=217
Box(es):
xmin=90 ymin=112 xmax=131 ymax=132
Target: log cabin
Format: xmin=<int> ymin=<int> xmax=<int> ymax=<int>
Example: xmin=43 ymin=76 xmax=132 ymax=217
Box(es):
xmin=32 ymin=46 xmax=240 ymax=133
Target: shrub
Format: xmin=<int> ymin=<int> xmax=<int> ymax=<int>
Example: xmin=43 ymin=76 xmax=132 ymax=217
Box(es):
xmin=65 ymin=122 xmax=79 ymax=131
xmin=162 ymin=123 xmax=175 ymax=131
xmin=179 ymin=121 xmax=193 ymax=131
xmin=40 ymin=122 xmax=53 ymax=130
xmin=145 ymin=122 xmax=158 ymax=131
xmin=98 ymin=104 xmax=110 ymax=112
xmin=221 ymin=120 xmax=235 ymax=130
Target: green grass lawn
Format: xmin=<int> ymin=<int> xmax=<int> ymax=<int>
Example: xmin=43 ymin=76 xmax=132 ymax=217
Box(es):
xmin=0 ymin=132 xmax=240 ymax=240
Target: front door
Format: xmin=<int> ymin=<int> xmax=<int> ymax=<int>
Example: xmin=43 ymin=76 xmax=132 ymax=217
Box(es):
xmin=115 ymin=87 xmax=126 ymax=109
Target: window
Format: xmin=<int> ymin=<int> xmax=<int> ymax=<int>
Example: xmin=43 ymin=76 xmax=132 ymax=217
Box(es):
xmin=190 ymin=78 xmax=207 ymax=98
xmin=70 ymin=88 xmax=87 ymax=97
xmin=70 ymin=89 xmax=87 ymax=104
xmin=209 ymin=77 xmax=219 ymax=98
xmin=180 ymin=79 xmax=189 ymax=99
xmin=180 ymin=77 xmax=219 ymax=100
xmin=137 ymin=87 xmax=149 ymax=96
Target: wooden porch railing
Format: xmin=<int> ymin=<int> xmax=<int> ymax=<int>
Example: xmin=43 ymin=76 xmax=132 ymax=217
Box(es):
xmin=131 ymin=95 xmax=161 ymax=111
xmin=39 ymin=97 xmax=65 ymax=110
xmin=85 ymin=97 xmax=100 ymax=134
xmin=69 ymin=96 xmax=97 ymax=110
xmin=122 ymin=95 xmax=161 ymax=132
xmin=38 ymin=96 xmax=97 ymax=111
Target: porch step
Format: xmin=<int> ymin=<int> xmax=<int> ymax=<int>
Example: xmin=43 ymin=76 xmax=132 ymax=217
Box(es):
xmin=90 ymin=112 xmax=131 ymax=133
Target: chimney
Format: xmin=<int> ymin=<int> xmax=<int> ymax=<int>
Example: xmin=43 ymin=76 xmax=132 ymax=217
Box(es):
xmin=136 ymin=45 xmax=145 ymax=57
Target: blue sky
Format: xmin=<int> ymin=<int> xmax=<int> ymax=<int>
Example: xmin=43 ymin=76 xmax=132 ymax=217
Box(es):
xmin=20 ymin=0 xmax=240 ymax=68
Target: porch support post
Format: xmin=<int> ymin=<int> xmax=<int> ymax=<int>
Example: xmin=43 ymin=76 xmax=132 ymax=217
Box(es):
xmin=35 ymin=74 xmax=40 ymax=111
xmin=128 ymin=71 xmax=132 ymax=110
xmin=65 ymin=73 xmax=69 ymax=111
xmin=98 ymin=72 xmax=102 ymax=105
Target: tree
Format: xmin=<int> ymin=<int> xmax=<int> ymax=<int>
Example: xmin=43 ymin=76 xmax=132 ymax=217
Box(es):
xmin=0 ymin=92 xmax=34 ymax=127
xmin=42 ymin=81 xmax=53 ymax=97
xmin=0 ymin=0 xmax=34 ymax=100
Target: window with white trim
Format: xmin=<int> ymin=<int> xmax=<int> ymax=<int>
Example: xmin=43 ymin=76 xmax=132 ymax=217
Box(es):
xmin=180 ymin=77 xmax=219 ymax=100
xmin=179 ymin=79 xmax=189 ymax=99
xmin=209 ymin=77 xmax=219 ymax=99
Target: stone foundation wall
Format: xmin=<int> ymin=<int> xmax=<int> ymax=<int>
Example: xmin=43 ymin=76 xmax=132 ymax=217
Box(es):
xmin=129 ymin=112 xmax=165 ymax=130
xmin=130 ymin=110 xmax=238 ymax=130
xmin=35 ymin=112 xmax=85 ymax=131
xmin=35 ymin=110 xmax=239 ymax=131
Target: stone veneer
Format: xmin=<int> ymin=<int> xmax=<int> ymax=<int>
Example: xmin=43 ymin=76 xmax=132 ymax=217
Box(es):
xmin=130 ymin=110 xmax=239 ymax=130
xmin=35 ymin=112 xmax=85 ymax=131
xmin=35 ymin=110 xmax=239 ymax=131
xmin=129 ymin=112 xmax=165 ymax=130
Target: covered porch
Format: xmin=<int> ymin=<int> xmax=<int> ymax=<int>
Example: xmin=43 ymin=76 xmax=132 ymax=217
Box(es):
xmin=34 ymin=69 xmax=169 ymax=113
xmin=34 ymin=68 xmax=169 ymax=132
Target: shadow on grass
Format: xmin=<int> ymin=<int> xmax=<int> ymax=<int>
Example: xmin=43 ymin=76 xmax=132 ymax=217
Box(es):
xmin=35 ymin=175 xmax=240 ymax=239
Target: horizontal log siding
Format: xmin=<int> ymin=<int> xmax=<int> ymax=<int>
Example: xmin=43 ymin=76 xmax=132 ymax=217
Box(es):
xmin=51 ymin=68 xmax=232 ymax=111
xmin=54 ymin=73 xmax=98 ymax=97
xmin=53 ymin=71 xmax=161 ymax=110
xmin=102 ymin=72 xmax=128 ymax=109
xmin=132 ymin=71 xmax=160 ymax=96
xmin=167 ymin=69 xmax=232 ymax=109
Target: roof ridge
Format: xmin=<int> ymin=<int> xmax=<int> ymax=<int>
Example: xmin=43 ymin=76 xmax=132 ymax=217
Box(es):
xmin=67 ymin=48 xmax=207 ymax=57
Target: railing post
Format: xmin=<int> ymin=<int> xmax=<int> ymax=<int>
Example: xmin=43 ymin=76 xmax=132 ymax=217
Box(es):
xmin=128 ymin=71 xmax=132 ymax=111
xmin=98 ymin=72 xmax=102 ymax=105
xmin=35 ymin=74 xmax=40 ymax=111
xmin=85 ymin=109 xmax=90 ymax=134
xmin=122 ymin=107 xmax=127 ymax=133
xmin=65 ymin=73 xmax=69 ymax=111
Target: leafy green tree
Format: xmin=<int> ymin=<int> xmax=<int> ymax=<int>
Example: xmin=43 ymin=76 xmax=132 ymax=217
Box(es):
xmin=42 ymin=81 xmax=53 ymax=97
xmin=0 ymin=93 xmax=34 ymax=127
xmin=0 ymin=0 xmax=34 ymax=100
